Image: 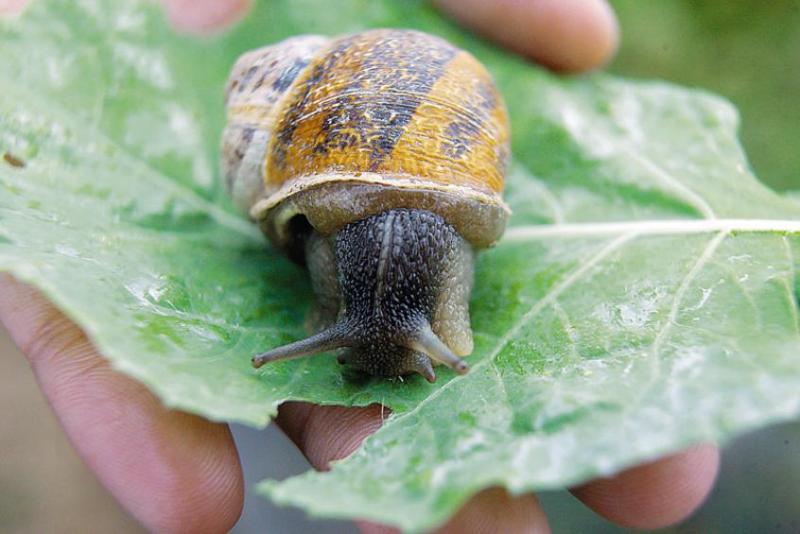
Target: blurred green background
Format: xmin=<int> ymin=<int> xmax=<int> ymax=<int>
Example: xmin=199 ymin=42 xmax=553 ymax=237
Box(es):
xmin=610 ymin=0 xmax=800 ymax=192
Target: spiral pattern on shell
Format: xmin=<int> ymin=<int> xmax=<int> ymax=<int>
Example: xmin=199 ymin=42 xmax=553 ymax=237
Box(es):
xmin=222 ymin=29 xmax=510 ymax=251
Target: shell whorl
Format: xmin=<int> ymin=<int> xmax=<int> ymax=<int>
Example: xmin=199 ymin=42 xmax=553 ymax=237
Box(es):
xmin=222 ymin=29 xmax=510 ymax=250
xmin=222 ymin=34 xmax=329 ymax=214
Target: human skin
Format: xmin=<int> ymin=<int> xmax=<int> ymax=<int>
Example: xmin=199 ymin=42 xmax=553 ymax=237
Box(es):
xmin=0 ymin=1 xmax=719 ymax=532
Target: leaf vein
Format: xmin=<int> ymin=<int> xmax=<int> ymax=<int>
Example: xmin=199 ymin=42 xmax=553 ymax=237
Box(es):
xmin=781 ymin=236 xmax=800 ymax=335
xmin=391 ymin=233 xmax=635 ymax=420
xmin=627 ymin=150 xmax=716 ymax=219
xmin=0 ymin=81 xmax=261 ymax=241
xmin=651 ymin=231 xmax=728 ymax=358
xmin=553 ymin=300 xmax=580 ymax=361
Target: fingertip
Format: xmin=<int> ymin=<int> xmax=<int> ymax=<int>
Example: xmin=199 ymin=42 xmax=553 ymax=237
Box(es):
xmin=358 ymin=488 xmax=549 ymax=534
xmin=537 ymin=0 xmax=619 ymax=72
xmin=438 ymin=488 xmax=550 ymax=534
xmin=160 ymin=0 xmax=252 ymax=35
xmin=0 ymin=0 xmax=30 ymax=17
xmin=434 ymin=0 xmax=619 ymax=72
xmin=134 ymin=412 xmax=245 ymax=534
xmin=571 ymin=444 xmax=720 ymax=529
xmin=357 ymin=519 xmax=400 ymax=534
xmin=276 ymin=402 xmax=386 ymax=470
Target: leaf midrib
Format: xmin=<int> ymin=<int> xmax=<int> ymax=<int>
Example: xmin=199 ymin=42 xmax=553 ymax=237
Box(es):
xmin=505 ymin=218 xmax=800 ymax=241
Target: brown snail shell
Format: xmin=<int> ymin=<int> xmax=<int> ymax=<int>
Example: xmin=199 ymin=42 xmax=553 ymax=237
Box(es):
xmin=222 ymin=29 xmax=511 ymax=381
xmin=222 ymin=29 xmax=510 ymax=249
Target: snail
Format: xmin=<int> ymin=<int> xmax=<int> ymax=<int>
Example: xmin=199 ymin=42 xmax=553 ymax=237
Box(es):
xmin=222 ymin=29 xmax=510 ymax=382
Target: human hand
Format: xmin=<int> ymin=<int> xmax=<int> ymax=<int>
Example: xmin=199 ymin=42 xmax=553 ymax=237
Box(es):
xmin=0 ymin=1 xmax=719 ymax=532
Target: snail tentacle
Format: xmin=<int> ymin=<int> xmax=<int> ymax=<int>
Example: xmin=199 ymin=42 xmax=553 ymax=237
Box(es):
xmin=251 ymin=322 xmax=353 ymax=368
xmin=406 ymin=322 xmax=469 ymax=375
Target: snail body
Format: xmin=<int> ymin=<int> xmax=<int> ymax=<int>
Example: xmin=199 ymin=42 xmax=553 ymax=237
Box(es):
xmin=223 ymin=29 xmax=510 ymax=382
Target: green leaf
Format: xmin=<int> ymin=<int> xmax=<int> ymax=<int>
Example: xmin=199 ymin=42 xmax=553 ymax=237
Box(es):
xmin=2 ymin=1 xmax=800 ymax=531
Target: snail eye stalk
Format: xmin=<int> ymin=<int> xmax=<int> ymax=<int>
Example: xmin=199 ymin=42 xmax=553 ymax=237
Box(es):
xmin=251 ymin=322 xmax=353 ymax=368
xmin=406 ymin=322 xmax=469 ymax=375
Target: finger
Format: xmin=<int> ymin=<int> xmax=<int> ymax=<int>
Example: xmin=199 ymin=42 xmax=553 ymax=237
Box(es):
xmin=435 ymin=488 xmax=550 ymax=534
xmin=159 ymin=0 xmax=252 ymax=35
xmin=0 ymin=0 xmax=28 ymax=16
xmin=434 ymin=0 xmax=619 ymax=72
xmin=357 ymin=489 xmax=550 ymax=534
xmin=570 ymin=444 xmax=720 ymax=529
xmin=277 ymin=402 xmax=550 ymax=533
xmin=0 ymin=275 xmax=244 ymax=533
xmin=0 ymin=0 xmax=251 ymax=33
xmin=276 ymin=402 xmax=386 ymax=470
